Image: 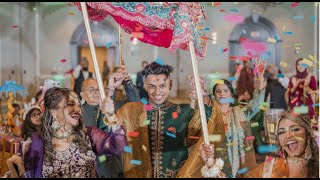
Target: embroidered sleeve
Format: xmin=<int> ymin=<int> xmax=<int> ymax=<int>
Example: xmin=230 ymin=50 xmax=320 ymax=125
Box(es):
xmin=87 ymin=126 xmax=127 ymax=156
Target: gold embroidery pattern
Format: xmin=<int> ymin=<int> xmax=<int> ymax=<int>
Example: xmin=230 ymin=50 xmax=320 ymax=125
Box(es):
xmin=164 ymin=159 xmax=186 ymax=178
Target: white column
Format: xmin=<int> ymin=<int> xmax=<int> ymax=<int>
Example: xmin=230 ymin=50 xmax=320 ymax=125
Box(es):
xmin=35 ymin=3 xmax=40 ymax=89
xmin=153 ymin=46 xmax=158 ymax=60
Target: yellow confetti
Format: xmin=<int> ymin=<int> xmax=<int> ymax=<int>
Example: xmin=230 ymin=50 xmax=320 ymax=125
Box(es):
xmin=308 ymin=54 xmax=317 ymax=63
xmin=294 ymin=136 xmax=304 ymax=141
xmin=259 ymin=105 xmax=268 ymax=111
xmin=245 ymin=146 xmax=251 ymax=151
xmin=311 ymin=119 xmax=317 ymax=124
xmin=208 ymin=134 xmax=222 ymax=142
xmin=216 ymin=147 xmax=225 ymax=151
xmin=9 ymin=139 xmax=14 ymax=142
xmin=266 ymin=38 xmax=276 ymax=43
xmin=213 ymin=80 xmax=224 ymax=84
xmin=68 ymin=12 xmax=75 ymax=16
xmin=280 ymin=62 xmax=288 ymax=68
xmin=267 ymin=123 xmax=275 ymax=133
xmin=302 ymin=58 xmax=313 ymax=67
xmin=251 ymin=122 xmax=259 ymax=127
xmin=142 ymin=145 xmax=147 ymax=152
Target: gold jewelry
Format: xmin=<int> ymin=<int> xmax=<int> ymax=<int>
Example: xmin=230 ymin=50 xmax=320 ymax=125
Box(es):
xmin=286 ymin=140 xmax=312 ymax=165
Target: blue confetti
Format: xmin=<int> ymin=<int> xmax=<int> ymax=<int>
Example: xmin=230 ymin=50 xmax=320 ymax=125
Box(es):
xmin=311 ymin=16 xmax=316 ymax=23
xmin=155 ymin=57 xmax=164 ymax=66
xmin=248 ymin=109 xmax=261 ymax=121
xmin=105 ymin=42 xmax=112 ymax=48
xmin=257 ymin=144 xmax=278 ymax=154
xmin=203 ymin=27 xmax=210 ymax=31
xmin=293 ymin=16 xmax=304 ymax=20
xmin=266 ymin=51 xmax=272 ymax=55
xmin=230 ymin=8 xmax=239 ymax=12
xmin=130 ymin=160 xmax=142 ymax=165
xmin=238 ymin=167 xmax=248 ymax=174
xmin=219 ymin=97 xmax=235 ymax=104
xmin=140 ymin=98 xmax=148 ymax=105
xmin=274 ymin=35 xmax=279 ymax=41
xmin=276 ymin=74 xmax=284 ymax=78
xmin=124 ymin=146 xmax=132 ymax=153
xmin=283 ymin=31 xmax=293 ymax=35
xmin=165 ymin=132 xmax=176 ymax=138
xmin=301 ymin=63 xmax=308 ymax=68
xmin=312 ymin=103 xmax=319 ymax=107
xmin=227 ymin=77 xmax=236 ymax=81
xmin=219 ymin=48 xmax=223 ymax=55
xmin=260 ymin=54 xmax=270 ymax=59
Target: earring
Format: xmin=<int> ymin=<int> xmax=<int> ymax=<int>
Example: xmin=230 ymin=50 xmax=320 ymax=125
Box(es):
xmin=281 ymin=148 xmax=286 ymax=164
xmin=51 ymin=118 xmax=61 ymax=130
xmin=304 ymin=140 xmax=312 ymax=162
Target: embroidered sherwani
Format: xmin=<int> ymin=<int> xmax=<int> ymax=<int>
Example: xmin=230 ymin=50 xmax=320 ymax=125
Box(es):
xmin=105 ymin=100 xmax=211 ymax=178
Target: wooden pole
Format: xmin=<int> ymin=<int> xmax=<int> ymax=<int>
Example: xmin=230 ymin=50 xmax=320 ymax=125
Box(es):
xmin=188 ymin=40 xmax=209 ymax=145
xmin=118 ymin=25 xmax=125 ymax=66
xmin=80 ymin=2 xmax=105 ymax=100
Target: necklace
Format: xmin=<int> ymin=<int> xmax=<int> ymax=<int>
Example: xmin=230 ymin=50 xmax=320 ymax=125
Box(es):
xmin=52 ymin=130 xmax=71 ymax=139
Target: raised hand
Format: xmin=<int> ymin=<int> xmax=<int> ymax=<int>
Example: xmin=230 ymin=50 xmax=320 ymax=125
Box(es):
xmin=199 ymin=143 xmax=215 ymax=168
xmin=108 ymin=73 xmax=125 ymax=90
xmin=100 ymin=96 xmax=115 ymax=117
xmin=118 ymin=65 xmax=130 ymax=81
xmin=253 ymin=57 xmax=267 ymax=90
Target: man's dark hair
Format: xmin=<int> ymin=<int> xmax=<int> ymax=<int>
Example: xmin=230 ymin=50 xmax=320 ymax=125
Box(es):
xmin=142 ymin=61 xmax=148 ymax=65
xmin=142 ymin=62 xmax=173 ymax=78
xmin=12 ymin=103 xmax=20 ymax=109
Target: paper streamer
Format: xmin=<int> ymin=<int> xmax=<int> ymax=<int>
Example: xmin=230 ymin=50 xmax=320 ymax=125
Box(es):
xmin=283 ymin=31 xmax=293 ymax=35
xmin=98 ymin=155 xmax=107 ymax=162
xmin=250 ymin=122 xmax=259 ymax=127
xmin=124 ymin=146 xmax=132 ymax=153
xmin=238 ymin=167 xmax=248 ymax=174
xmin=144 ymin=104 xmax=152 ymax=111
xmin=155 ymin=57 xmax=164 ymax=66
xmin=293 ymin=16 xmax=304 ymax=20
xmin=166 ymin=132 xmax=176 ymax=138
xmin=290 ymin=97 xmax=299 ymax=104
xmin=213 ymin=79 xmax=224 ymax=84
xmin=130 ymin=160 xmax=142 ymax=165
xmin=172 ymin=112 xmax=178 ymax=119
xmin=188 ymin=136 xmax=200 ymax=139
xmin=227 ymin=77 xmax=236 ymax=81
xmin=128 ymin=131 xmax=140 ymax=137
xmin=142 ymin=145 xmax=147 ymax=152
xmin=140 ymin=98 xmax=148 ymax=105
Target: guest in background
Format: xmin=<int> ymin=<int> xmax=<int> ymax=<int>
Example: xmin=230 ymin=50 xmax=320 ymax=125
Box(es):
xmin=136 ymin=60 xmax=149 ymax=99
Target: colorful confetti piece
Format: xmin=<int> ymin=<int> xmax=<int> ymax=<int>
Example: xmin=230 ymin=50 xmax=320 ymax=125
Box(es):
xmin=11 ymin=25 xmax=19 ymax=28
xmin=106 ymin=42 xmax=112 ymax=48
xmin=251 ymin=122 xmax=259 ymax=127
xmin=276 ymin=74 xmax=284 ymax=78
xmin=155 ymin=57 xmax=164 ymax=66
xmin=308 ymin=54 xmax=317 ymax=63
xmin=257 ymin=144 xmax=277 ymax=154
xmin=144 ymin=104 xmax=152 ymax=111
xmin=230 ymin=8 xmax=239 ymax=12
xmin=245 ymin=136 xmax=255 ymax=141
xmin=294 ymin=105 xmax=309 ymax=114
xmin=238 ymin=167 xmax=248 ymax=174
xmin=166 ymin=132 xmax=176 ymax=138
xmin=290 ymin=2 xmax=300 ymax=8
xmin=283 ymin=31 xmax=293 ymax=35
xmin=98 ymin=155 xmax=107 ymax=162
xmin=172 ymin=112 xmax=178 ymax=119
xmin=227 ymin=77 xmax=236 ymax=81
xmin=188 ymin=136 xmax=200 ymax=139
xmin=68 ymin=12 xmax=75 ymax=15
xmin=280 ymin=62 xmax=288 ymax=68
xmin=168 ymin=127 xmax=175 ymax=131
xmin=245 ymin=146 xmax=252 ymax=151
xmin=302 ymin=58 xmax=314 ymax=67
xmin=216 ymin=147 xmax=225 ymax=151
xmin=266 ymin=38 xmax=277 ymax=43
xmin=208 ymin=134 xmax=222 ymax=142
xmin=293 ymin=16 xmax=304 ymax=20
xmin=312 ymin=103 xmax=319 ymax=107
xmin=60 ymin=59 xmax=67 ymax=63
xmin=212 ymin=2 xmax=221 ymax=7
xmin=266 ymin=156 xmax=274 ymax=162
xmin=124 ymin=146 xmax=132 ymax=153
xmin=224 ymin=14 xmax=244 ymax=23
xmin=128 ymin=131 xmax=140 ymax=137
xmin=130 ymin=160 xmax=142 ymax=165
xmin=213 ymin=79 xmax=224 ymax=84
xmin=290 ymin=97 xmax=299 ymax=104
xmin=311 ymin=16 xmax=316 ymax=23
xmin=223 ymin=48 xmax=229 ymax=53
xmin=142 ymin=145 xmax=147 ymax=152
xmin=242 ymin=107 xmax=248 ymax=112
xmin=143 ymin=120 xmax=150 ymax=126
xmin=219 ymin=97 xmax=235 ymax=104
xmin=140 ymin=98 xmax=148 ymax=105
xmin=259 ymin=105 xmax=268 ymax=111
xmin=203 ymin=27 xmax=210 ymax=31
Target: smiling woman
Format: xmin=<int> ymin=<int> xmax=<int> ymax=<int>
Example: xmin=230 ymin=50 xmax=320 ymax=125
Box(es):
xmin=245 ymin=111 xmax=319 ymax=178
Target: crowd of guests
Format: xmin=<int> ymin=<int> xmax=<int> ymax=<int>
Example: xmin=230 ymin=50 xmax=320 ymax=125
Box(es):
xmin=1 ymin=57 xmax=318 ymax=178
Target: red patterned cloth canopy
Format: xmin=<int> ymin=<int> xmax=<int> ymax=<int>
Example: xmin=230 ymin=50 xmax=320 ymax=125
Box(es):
xmin=74 ymin=2 xmax=208 ymax=58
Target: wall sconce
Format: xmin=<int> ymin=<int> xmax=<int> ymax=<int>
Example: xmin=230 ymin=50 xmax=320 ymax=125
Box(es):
xmin=212 ymin=32 xmax=217 ymax=44
xmin=132 ymin=37 xmax=138 ymax=45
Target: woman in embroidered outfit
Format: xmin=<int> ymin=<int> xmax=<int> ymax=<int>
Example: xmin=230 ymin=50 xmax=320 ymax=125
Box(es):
xmin=245 ymin=111 xmax=319 ymax=178
xmin=286 ymin=58 xmax=317 ymax=119
xmin=177 ymin=58 xmax=266 ymax=178
xmin=7 ymin=87 xmax=127 ymax=178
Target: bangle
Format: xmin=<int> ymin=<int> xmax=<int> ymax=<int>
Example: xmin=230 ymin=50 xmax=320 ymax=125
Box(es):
xmin=201 ymin=158 xmax=224 ymax=178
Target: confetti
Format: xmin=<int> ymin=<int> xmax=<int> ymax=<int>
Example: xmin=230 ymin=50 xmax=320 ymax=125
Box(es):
xmin=216 ymin=147 xmax=225 ymax=151
xmin=274 ymin=35 xmax=279 ymax=41
xmin=280 ymin=62 xmax=288 ymax=68
xmin=203 ymin=27 xmax=210 ymax=31
xmin=242 ymin=107 xmax=248 ymax=112
xmin=229 ymin=56 xmax=238 ymax=60
xmin=224 ymin=14 xmax=244 ymax=23
xmin=172 ymin=112 xmax=178 ymax=119
xmin=144 ymin=104 xmax=152 ymax=111
xmin=238 ymin=102 xmax=247 ymax=105
xmin=212 ymin=2 xmax=221 ymax=7
xmin=227 ymin=142 xmax=234 ymax=146
xmin=276 ymin=74 xmax=284 ymax=78
xmin=60 ymin=59 xmax=67 ymax=63
xmin=312 ymin=103 xmax=319 ymax=107
xmin=257 ymin=144 xmax=278 ymax=154
xmin=124 ymin=146 xmax=132 ymax=153
xmin=188 ymin=136 xmax=200 ymax=139
xmin=213 ymin=79 xmax=224 ymax=84
xmin=293 ymin=16 xmax=304 ymax=20
xmin=301 ymin=64 xmax=308 ymax=68
xmin=208 ymin=134 xmax=222 ymax=142
xmin=128 ymin=131 xmax=140 ymax=137
xmin=98 ymin=155 xmax=107 ymax=162
xmin=294 ymin=136 xmax=304 ymax=141
xmin=84 ymin=40 xmax=89 ymax=44
xmin=230 ymin=8 xmax=239 ymax=12
xmin=302 ymin=58 xmax=314 ymax=67
xmin=68 ymin=12 xmax=75 ymax=15
xmin=155 ymin=57 xmax=164 ymax=66
xmin=251 ymin=122 xmax=259 ymax=127
xmin=105 ymin=42 xmax=112 ymax=48
xmin=130 ymin=160 xmax=142 ymax=165
xmin=219 ymin=9 xmax=225 ymax=12
xmin=308 ymin=54 xmax=317 ymax=63
xmin=227 ymin=77 xmax=236 ymax=81
xmin=293 ymin=43 xmax=303 ymax=47
xmin=266 ymin=38 xmax=277 ymax=43
xmin=260 ymin=54 xmax=270 ymax=59
xmin=168 ymin=127 xmax=175 ymax=131
xmin=290 ymin=97 xmax=299 ymax=104
xmin=9 ymin=139 xmax=14 ymax=142
xmin=219 ymin=97 xmax=235 ymax=104
xmin=245 ymin=147 xmax=251 ymax=151
xmin=140 ymin=98 xmax=148 ymax=105
xmin=143 ymin=120 xmax=150 ymax=126
xmin=311 ymin=119 xmax=318 ymax=124
xmin=294 ymin=106 xmax=309 ymax=114
xmin=223 ymin=48 xmax=228 ymax=53
xmin=259 ymin=105 xmax=268 ymax=111
xmin=200 ymin=36 xmax=210 ymax=41
xmin=245 ymin=136 xmax=255 ymax=141
xmin=290 ymin=2 xmax=300 ymax=8
xmin=142 ymin=145 xmax=147 ymax=152
xmin=11 ymin=25 xmax=19 ymax=28
xmin=266 ymin=156 xmax=274 ymax=162
xmin=166 ymin=132 xmax=176 ymax=138
xmin=283 ymin=31 xmax=293 ymax=35
xmin=238 ymin=167 xmax=248 ymax=174
xmin=311 ymin=16 xmax=316 ymax=23
xmin=131 ymin=32 xmax=144 ymax=39
xmin=240 ymin=40 xmax=267 ymax=54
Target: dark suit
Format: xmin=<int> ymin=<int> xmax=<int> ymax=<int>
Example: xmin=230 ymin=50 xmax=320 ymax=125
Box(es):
xmin=136 ymin=71 xmax=148 ymax=99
